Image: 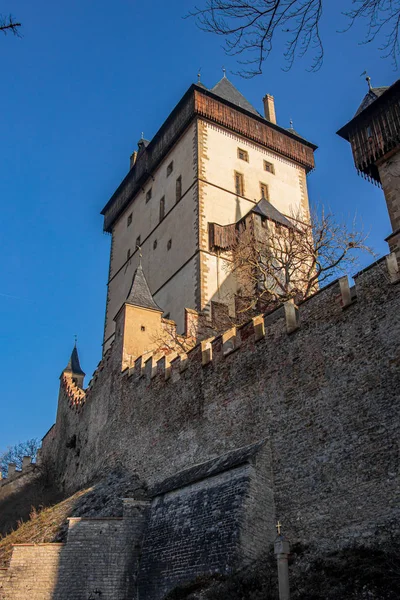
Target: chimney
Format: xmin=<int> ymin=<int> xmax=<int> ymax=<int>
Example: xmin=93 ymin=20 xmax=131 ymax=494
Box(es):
xmin=263 ymin=94 xmax=276 ymax=124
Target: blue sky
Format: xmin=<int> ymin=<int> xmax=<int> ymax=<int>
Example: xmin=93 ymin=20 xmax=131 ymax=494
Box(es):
xmin=0 ymin=0 xmax=397 ymax=449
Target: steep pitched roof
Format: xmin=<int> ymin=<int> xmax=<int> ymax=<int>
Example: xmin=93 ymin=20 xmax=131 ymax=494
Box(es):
xmin=286 ymin=125 xmax=308 ymax=143
xmin=211 ymin=76 xmax=261 ymax=117
xmin=64 ymin=346 xmax=85 ymax=376
xmin=251 ymin=198 xmax=294 ymax=229
xmin=126 ymin=264 xmax=163 ymax=312
xmin=354 ymin=87 xmax=389 ymax=117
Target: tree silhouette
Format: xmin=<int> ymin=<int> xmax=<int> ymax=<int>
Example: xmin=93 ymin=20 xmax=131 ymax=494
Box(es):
xmin=190 ymin=0 xmax=400 ymax=75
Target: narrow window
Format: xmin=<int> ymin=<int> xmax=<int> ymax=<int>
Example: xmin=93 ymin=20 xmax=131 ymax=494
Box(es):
xmin=234 ymin=171 xmax=244 ymax=196
xmin=127 ymin=248 xmax=131 ymax=261
xmin=237 ymin=148 xmax=249 ymax=162
xmin=136 ymin=235 xmax=141 ymax=249
xmin=176 ymin=176 xmax=182 ymax=203
xmin=260 ymin=183 xmax=269 ymax=200
xmin=167 ymin=239 xmax=172 ymax=250
xmin=146 ymin=188 xmax=152 ymax=203
xmin=141 ymin=325 xmax=146 ymax=331
xmin=167 ymin=161 xmax=174 ymax=176
xmin=127 ymin=213 xmax=132 ymax=227
xmin=264 ymin=160 xmax=275 ymax=174
xmin=159 ymin=196 xmax=165 ymax=222
xmin=153 ymin=239 xmax=157 ymax=250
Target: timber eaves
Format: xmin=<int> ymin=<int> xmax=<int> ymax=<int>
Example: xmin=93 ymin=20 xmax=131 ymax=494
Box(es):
xmin=101 ymin=84 xmax=317 ymax=233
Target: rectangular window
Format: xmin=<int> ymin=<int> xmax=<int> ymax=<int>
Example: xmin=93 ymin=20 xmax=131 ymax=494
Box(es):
xmin=167 ymin=161 xmax=174 ymax=176
xmin=159 ymin=196 xmax=165 ymax=222
xmin=237 ymin=148 xmax=249 ymax=162
xmin=260 ymin=183 xmax=269 ymax=200
xmin=127 ymin=213 xmax=132 ymax=227
xmin=264 ymin=160 xmax=275 ymax=174
xmin=234 ymin=171 xmax=244 ymax=196
xmin=176 ymin=176 xmax=182 ymax=203
xmin=146 ymin=188 xmax=152 ymax=203
xmin=135 ymin=235 xmax=141 ymax=249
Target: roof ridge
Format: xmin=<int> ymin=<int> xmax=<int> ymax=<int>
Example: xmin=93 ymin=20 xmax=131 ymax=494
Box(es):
xmin=211 ymin=76 xmax=261 ymax=117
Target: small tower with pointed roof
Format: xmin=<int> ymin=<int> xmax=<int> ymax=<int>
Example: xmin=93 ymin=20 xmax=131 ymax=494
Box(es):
xmin=61 ymin=344 xmax=85 ymax=389
xmin=114 ymin=263 xmax=164 ymax=370
xmin=337 ymin=77 xmax=400 ymax=255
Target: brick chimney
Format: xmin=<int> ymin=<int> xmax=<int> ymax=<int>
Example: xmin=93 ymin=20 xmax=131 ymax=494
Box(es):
xmin=263 ymin=94 xmax=276 ymax=124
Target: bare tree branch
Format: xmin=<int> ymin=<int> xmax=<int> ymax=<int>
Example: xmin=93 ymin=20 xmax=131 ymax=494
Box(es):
xmin=0 ymin=14 xmax=21 ymax=37
xmin=0 ymin=439 xmax=40 ymax=477
xmin=226 ymin=207 xmax=374 ymax=319
xmin=189 ymin=0 xmax=400 ymax=75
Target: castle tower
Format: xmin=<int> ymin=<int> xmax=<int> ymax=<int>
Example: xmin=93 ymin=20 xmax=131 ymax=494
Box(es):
xmin=61 ymin=344 xmax=85 ymax=389
xmin=101 ymin=76 xmax=317 ymax=352
xmin=337 ymin=78 xmax=400 ymax=255
xmin=114 ymin=263 xmax=164 ymax=370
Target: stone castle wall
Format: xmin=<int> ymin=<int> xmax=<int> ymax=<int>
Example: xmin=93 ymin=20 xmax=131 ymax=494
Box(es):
xmin=41 ymin=254 xmax=400 ymax=556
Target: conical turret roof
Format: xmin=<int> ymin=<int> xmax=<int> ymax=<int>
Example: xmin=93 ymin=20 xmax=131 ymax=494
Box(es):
xmin=64 ymin=345 xmax=85 ymax=376
xmin=354 ymin=86 xmax=389 ymax=117
xmin=126 ymin=264 xmax=163 ymax=312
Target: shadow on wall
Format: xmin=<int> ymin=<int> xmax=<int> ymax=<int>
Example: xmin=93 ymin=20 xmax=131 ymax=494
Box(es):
xmin=164 ymin=543 xmax=400 ymax=600
xmin=0 ymin=464 xmax=63 ymax=539
xmin=0 ymin=469 xmax=148 ymax=599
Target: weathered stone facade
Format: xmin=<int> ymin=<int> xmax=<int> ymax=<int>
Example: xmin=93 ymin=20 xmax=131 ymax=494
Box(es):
xmin=0 ymin=253 xmax=393 ymax=598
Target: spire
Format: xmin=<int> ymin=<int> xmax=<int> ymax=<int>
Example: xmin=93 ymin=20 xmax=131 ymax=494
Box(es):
xmin=126 ymin=264 xmax=163 ymax=312
xmin=63 ymin=345 xmax=85 ymax=376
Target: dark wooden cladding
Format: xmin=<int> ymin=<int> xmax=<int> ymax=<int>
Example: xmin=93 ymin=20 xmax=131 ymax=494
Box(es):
xmin=103 ymin=93 xmax=195 ymax=232
xmin=195 ymin=91 xmax=315 ymax=172
xmin=209 ymin=222 xmax=237 ymax=251
xmin=348 ymin=90 xmax=400 ymax=183
xmin=102 ymin=85 xmax=316 ymax=232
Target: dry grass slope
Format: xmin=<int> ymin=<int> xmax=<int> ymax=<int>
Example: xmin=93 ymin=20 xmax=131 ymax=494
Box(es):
xmin=0 ymin=470 xmax=146 ymax=568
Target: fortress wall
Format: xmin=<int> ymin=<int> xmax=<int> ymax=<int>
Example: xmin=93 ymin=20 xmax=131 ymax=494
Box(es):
xmin=42 ymin=256 xmax=400 ymax=554
xmin=0 ymin=466 xmax=38 ymax=501
xmin=138 ymin=442 xmax=274 ymax=600
xmin=52 ymin=518 xmax=128 ymax=600
xmin=0 ymin=544 xmax=63 ymax=600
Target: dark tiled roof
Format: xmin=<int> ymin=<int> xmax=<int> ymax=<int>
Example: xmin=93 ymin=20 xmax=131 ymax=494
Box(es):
xmin=286 ymin=126 xmax=308 ymax=142
xmin=126 ymin=264 xmax=163 ymax=312
xmin=64 ymin=346 xmax=85 ymax=376
xmin=211 ymin=76 xmax=261 ymax=117
xmin=354 ymin=87 xmax=389 ymax=117
xmin=251 ymin=198 xmax=294 ymax=229
xmin=152 ymin=440 xmax=266 ymax=496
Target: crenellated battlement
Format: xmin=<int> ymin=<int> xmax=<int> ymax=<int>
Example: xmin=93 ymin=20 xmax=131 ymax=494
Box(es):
xmin=57 ymin=253 xmax=400 ymax=418
xmin=61 ymin=373 xmax=86 ymax=412
xmin=106 ymin=253 xmax=399 ymax=389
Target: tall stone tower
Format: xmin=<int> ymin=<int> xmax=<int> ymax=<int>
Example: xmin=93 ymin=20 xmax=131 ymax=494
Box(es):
xmin=101 ymin=76 xmax=317 ymax=352
xmin=337 ymin=77 xmax=400 ymax=255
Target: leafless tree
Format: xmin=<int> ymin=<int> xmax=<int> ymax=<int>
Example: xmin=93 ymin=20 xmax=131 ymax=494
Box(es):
xmin=189 ymin=0 xmax=400 ymax=75
xmin=228 ymin=208 xmax=373 ymax=318
xmin=0 ymin=438 xmax=40 ymax=477
xmin=0 ymin=14 xmax=21 ymax=37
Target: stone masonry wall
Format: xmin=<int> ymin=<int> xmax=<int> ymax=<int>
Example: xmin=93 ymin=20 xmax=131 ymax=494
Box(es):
xmin=42 ymin=256 xmax=400 ymax=559
xmin=1 ymin=499 xmax=151 ymax=600
xmin=138 ymin=442 xmax=274 ymax=600
xmin=0 ymin=545 xmax=63 ymax=600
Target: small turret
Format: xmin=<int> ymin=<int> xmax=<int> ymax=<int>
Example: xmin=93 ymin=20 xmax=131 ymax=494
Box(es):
xmin=114 ymin=264 xmax=164 ymax=370
xmin=61 ymin=344 xmax=85 ymax=389
xmin=337 ymin=77 xmax=400 ymax=255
